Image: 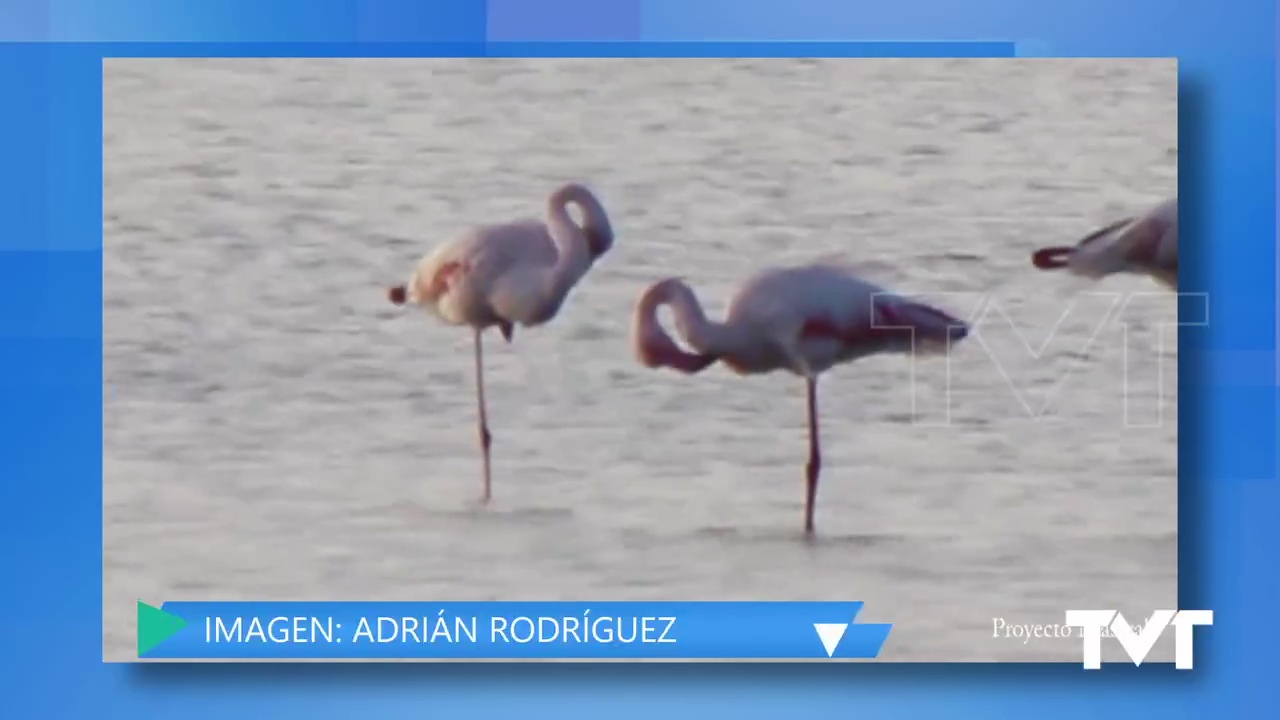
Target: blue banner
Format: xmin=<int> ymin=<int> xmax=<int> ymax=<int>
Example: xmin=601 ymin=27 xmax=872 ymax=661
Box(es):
xmin=137 ymin=601 xmax=892 ymax=660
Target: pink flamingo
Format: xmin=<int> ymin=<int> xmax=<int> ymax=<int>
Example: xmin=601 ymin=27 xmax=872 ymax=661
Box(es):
xmin=387 ymin=182 xmax=614 ymax=503
xmin=1032 ymin=197 xmax=1177 ymax=290
xmin=631 ymin=261 xmax=970 ymax=536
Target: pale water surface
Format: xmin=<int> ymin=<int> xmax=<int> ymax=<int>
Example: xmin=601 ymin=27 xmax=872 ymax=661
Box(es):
xmin=104 ymin=58 xmax=1178 ymax=662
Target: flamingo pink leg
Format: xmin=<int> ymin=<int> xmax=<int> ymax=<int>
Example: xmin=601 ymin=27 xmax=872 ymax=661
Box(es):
xmin=472 ymin=329 xmax=493 ymax=503
xmin=804 ymin=377 xmax=821 ymax=536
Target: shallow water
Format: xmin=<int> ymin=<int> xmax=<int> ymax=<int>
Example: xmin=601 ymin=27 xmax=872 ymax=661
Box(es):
xmin=104 ymin=58 xmax=1178 ymax=662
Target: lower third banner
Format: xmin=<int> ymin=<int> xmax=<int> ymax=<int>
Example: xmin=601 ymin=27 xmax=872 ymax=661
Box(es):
xmin=136 ymin=601 xmax=892 ymax=660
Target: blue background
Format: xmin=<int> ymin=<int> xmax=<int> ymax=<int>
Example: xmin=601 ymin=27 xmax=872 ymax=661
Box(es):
xmin=143 ymin=601 xmax=891 ymax=659
xmin=0 ymin=0 xmax=1275 ymax=716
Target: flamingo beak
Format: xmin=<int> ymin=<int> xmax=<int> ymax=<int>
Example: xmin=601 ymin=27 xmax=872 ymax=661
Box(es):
xmin=388 ymin=284 xmax=408 ymax=306
xmin=585 ymin=229 xmax=610 ymax=259
xmin=1032 ymin=247 xmax=1072 ymax=270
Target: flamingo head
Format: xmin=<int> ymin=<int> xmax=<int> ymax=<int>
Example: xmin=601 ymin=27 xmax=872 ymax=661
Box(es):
xmin=1032 ymin=246 xmax=1072 ymax=270
xmin=387 ymin=284 xmax=408 ymax=306
xmin=635 ymin=330 xmax=718 ymax=374
xmin=631 ymin=280 xmax=718 ymax=375
xmin=584 ymin=227 xmax=614 ymax=260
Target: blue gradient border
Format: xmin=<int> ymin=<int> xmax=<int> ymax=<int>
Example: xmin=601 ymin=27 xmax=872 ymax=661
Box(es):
xmin=1 ymin=0 xmax=1276 ymax=717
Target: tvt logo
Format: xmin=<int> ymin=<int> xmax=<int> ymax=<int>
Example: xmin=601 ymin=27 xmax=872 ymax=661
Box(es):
xmin=1065 ymin=610 xmax=1213 ymax=669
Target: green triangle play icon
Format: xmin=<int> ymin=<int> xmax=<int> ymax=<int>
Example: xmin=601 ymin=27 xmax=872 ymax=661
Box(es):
xmin=138 ymin=601 xmax=188 ymax=656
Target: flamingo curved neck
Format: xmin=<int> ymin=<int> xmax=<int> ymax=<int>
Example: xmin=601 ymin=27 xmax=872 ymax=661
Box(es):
xmin=543 ymin=184 xmax=601 ymax=297
xmin=557 ymin=183 xmax=614 ymax=254
xmin=652 ymin=279 xmax=750 ymax=358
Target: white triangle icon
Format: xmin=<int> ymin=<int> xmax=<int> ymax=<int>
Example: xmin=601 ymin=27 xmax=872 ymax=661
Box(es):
xmin=813 ymin=623 xmax=849 ymax=658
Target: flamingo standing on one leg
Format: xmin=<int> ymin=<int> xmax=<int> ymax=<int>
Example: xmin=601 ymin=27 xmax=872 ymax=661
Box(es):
xmin=630 ymin=260 xmax=970 ymax=536
xmin=1032 ymin=197 xmax=1177 ymax=290
xmin=387 ymin=182 xmax=615 ymax=503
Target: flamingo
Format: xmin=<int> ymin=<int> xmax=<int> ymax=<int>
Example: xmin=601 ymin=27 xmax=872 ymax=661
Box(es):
xmin=387 ymin=182 xmax=615 ymax=503
xmin=1032 ymin=197 xmax=1177 ymax=289
xmin=630 ymin=261 xmax=970 ymax=536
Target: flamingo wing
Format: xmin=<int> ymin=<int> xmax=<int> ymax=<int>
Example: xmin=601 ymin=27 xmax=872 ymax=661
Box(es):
xmin=432 ymin=221 xmax=562 ymax=327
xmin=1032 ymin=215 xmax=1134 ymax=270
xmin=448 ymin=221 xmax=559 ymax=284
xmin=799 ymin=295 xmax=968 ymax=354
xmin=1032 ymin=199 xmax=1176 ymax=282
xmin=1116 ymin=205 xmax=1176 ymax=265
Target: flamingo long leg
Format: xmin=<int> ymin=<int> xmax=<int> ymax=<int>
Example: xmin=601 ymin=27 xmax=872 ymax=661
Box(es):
xmin=473 ymin=329 xmax=493 ymax=503
xmin=804 ymin=377 xmax=821 ymax=536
